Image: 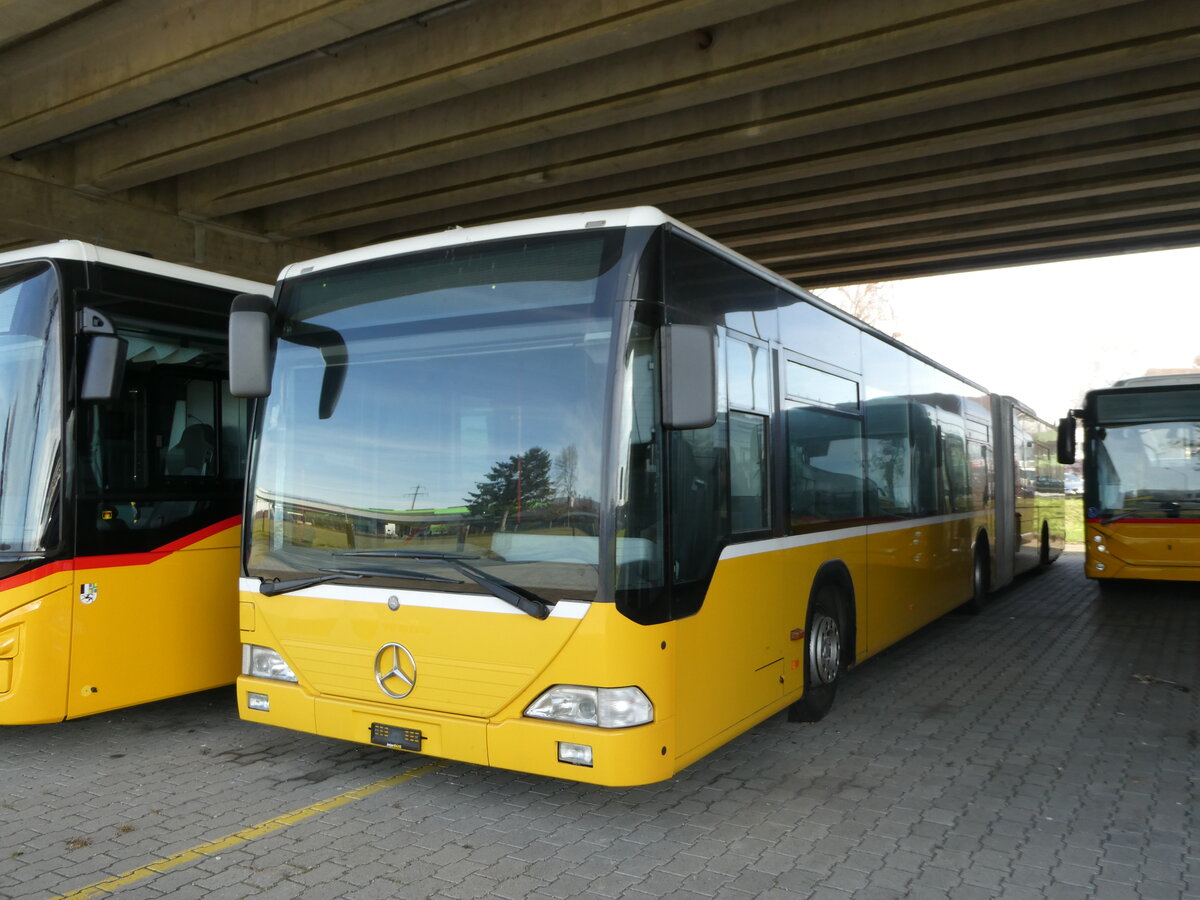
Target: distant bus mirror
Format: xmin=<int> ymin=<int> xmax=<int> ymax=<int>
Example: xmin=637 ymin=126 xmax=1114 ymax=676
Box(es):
xmin=229 ymin=293 xmax=275 ymax=397
xmin=78 ymin=307 xmax=127 ymax=402
xmin=661 ymin=324 xmax=717 ymax=430
xmin=1056 ymin=416 xmax=1077 ymax=465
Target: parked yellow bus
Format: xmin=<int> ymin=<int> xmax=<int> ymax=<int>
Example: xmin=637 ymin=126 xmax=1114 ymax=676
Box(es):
xmin=230 ymin=208 xmax=1063 ymax=785
xmin=0 ymin=242 xmax=269 ymax=724
xmin=1060 ymin=374 xmax=1200 ymax=584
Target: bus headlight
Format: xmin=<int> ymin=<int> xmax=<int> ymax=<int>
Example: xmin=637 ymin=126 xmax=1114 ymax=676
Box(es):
xmin=525 ymin=685 xmax=653 ymax=728
xmin=242 ymin=644 xmax=298 ymax=683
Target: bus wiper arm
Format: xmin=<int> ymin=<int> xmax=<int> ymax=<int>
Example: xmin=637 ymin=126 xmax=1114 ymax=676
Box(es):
xmin=335 ymin=550 xmax=550 ymax=618
xmin=258 ymin=572 xmax=363 ymax=596
xmin=447 ymin=560 xmax=550 ymax=620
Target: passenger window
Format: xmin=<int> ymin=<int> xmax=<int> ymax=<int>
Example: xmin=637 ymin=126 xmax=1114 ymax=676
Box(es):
xmin=669 ymin=420 xmax=729 ymax=583
xmin=730 ymin=412 xmax=768 ymax=532
xmin=787 ymin=406 xmax=865 ymax=527
xmin=727 ymin=339 xmax=770 ymax=412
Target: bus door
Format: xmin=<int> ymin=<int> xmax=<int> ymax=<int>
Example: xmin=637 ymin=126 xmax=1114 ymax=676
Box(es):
xmin=672 ymin=333 xmax=783 ymax=756
xmin=68 ymin=321 xmax=242 ymax=717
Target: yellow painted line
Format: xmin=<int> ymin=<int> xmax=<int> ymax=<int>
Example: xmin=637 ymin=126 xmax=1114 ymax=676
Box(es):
xmin=49 ymin=760 xmax=444 ymax=900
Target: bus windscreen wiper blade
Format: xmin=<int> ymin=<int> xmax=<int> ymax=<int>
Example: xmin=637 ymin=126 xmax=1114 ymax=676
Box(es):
xmin=334 ymin=550 xmax=550 ymax=618
xmin=335 ymin=550 xmax=479 ymax=560
xmin=320 ymin=566 xmax=463 ymax=585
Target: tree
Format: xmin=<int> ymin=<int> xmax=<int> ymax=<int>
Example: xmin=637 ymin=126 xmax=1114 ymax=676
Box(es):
xmin=814 ymin=283 xmax=898 ymax=335
xmin=465 ymin=446 xmax=554 ymax=530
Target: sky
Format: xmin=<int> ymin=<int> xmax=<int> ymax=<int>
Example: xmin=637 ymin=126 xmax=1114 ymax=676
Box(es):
xmin=817 ymin=246 xmax=1200 ymax=424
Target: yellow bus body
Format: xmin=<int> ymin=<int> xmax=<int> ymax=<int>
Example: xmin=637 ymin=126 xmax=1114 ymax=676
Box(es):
xmin=0 ymin=519 xmax=241 ymax=725
xmin=239 ymin=516 xmax=983 ymax=786
xmin=1084 ymin=520 xmax=1200 ymax=582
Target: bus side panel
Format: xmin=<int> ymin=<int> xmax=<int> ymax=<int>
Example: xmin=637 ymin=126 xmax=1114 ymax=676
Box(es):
xmin=0 ymin=571 xmax=74 ymax=724
xmin=865 ymin=523 xmax=933 ymax=653
xmin=66 ymin=524 xmax=241 ymax=719
xmin=674 ymin=533 xmax=867 ymax=762
xmin=865 ymin=517 xmax=977 ymax=655
xmin=674 ymin=552 xmax=786 ymax=760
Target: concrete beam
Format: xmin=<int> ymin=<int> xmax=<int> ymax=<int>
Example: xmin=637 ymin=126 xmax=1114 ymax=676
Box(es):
xmin=0 ymin=0 xmax=444 ymax=156
xmin=668 ymin=113 xmax=1200 ymax=229
xmin=0 ymin=0 xmax=96 ymax=50
xmin=255 ymin=0 xmax=1197 ymax=239
xmin=67 ymin=0 xmax=792 ymax=193
xmin=784 ymin=218 xmax=1200 ymax=287
xmin=0 ymin=166 xmax=325 ymax=282
xmin=709 ymin=159 xmax=1200 ymax=252
xmin=180 ymin=0 xmax=1144 ymax=220
xmin=329 ymin=60 xmax=1200 ymax=248
xmin=744 ymin=185 xmax=1200 ymax=268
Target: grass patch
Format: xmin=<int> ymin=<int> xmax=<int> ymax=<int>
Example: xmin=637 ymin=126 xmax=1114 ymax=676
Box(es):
xmin=1066 ymin=498 xmax=1085 ymax=543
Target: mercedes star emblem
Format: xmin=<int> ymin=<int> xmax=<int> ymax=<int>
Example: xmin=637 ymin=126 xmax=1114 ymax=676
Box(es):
xmin=374 ymin=642 xmax=417 ymax=699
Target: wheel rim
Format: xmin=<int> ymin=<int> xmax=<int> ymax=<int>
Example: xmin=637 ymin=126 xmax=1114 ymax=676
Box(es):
xmin=809 ymin=612 xmax=840 ymax=685
xmin=974 ymin=552 xmax=987 ymax=598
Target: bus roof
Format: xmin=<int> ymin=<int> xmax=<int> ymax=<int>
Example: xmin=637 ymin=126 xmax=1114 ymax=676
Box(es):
xmin=276 ymin=207 xmax=682 ymax=281
xmin=1109 ymin=373 xmax=1200 ymax=389
xmin=0 ymin=241 xmax=270 ymax=294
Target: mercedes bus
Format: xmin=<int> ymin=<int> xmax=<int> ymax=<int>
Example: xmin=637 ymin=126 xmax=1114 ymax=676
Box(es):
xmin=1060 ymin=373 xmax=1200 ymax=583
xmin=229 ymin=208 xmax=1063 ymax=786
xmin=0 ymin=242 xmax=270 ymax=724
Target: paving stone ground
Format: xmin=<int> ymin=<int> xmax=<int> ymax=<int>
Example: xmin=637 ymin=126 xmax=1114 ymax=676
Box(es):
xmin=1 ymin=552 xmax=1196 ymax=900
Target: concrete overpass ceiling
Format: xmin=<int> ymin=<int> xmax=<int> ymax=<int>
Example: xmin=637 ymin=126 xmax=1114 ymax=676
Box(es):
xmin=1 ymin=0 xmax=1197 ymax=285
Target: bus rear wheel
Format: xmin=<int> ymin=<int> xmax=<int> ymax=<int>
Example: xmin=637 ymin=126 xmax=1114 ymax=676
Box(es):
xmin=789 ymin=583 xmax=843 ymax=723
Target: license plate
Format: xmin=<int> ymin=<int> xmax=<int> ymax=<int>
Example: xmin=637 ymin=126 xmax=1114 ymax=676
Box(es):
xmin=369 ymin=722 xmax=424 ymax=751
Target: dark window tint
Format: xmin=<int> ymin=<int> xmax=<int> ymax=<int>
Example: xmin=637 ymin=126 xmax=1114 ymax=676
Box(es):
xmin=787 ymin=406 xmax=865 ymax=527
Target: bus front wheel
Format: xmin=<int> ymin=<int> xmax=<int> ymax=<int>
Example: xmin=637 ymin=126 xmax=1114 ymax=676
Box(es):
xmin=788 ymin=583 xmax=843 ymax=723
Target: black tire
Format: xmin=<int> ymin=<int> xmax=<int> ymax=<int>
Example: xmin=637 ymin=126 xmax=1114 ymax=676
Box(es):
xmin=1038 ymin=522 xmax=1051 ymax=568
xmin=962 ymin=542 xmax=989 ymax=613
xmin=788 ymin=582 xmax=844 ymax=723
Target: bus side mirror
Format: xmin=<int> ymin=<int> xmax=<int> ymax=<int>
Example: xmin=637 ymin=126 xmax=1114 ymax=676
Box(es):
xmin=661 ymin=324 xmax=717 ymax=430
xmin=78 ymin=307 xmax=127 ymax=402
xmin=229 ymin=292 xmax=275 ymax=397
xmin=1056 ymin=416 xmax=1076 ymax=465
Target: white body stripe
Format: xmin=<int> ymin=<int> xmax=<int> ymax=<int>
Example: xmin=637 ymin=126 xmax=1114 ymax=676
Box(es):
xmin=240 ymin=578 xmax=590 ymax=619
xmin=719 ymin=511 xmax=983 ymax=560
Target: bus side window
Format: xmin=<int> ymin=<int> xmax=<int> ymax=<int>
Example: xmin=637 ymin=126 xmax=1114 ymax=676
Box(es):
xmin=669 ymin=421 xmax=728 ymax=584
xmin=786 ymin=406 xmax=864 ymax=527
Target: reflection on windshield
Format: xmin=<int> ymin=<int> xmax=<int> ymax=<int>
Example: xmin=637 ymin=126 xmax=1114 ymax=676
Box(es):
xmin=247 ymin=232 xmax=624 ymax=601
xmin=1094 ymin=420 xmax=1200 ymax=519
xmin=0 ymin=262 xmax=62 ymax=555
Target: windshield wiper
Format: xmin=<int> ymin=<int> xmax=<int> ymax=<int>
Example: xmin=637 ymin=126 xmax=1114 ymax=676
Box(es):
xmin=322 ymin=565 xmax=462 ymax=585
xmin=335 ymin=549 xmax=551 ymax=619
xmin=258 ymin=572 xmax=363 ymax=597
xmin=258 ymin=564 xmax=465 ymax=597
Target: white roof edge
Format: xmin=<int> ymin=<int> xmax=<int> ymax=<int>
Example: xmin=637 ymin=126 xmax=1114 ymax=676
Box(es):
xmin=276 ymin=206 xmax=678 ymax=281
xmin=0 ymin=240 xmax=271 ymax=293
xmin=1110 ymin=373 xmax=1200 ymax=388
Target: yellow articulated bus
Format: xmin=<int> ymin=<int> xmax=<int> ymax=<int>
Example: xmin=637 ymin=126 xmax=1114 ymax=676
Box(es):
xmin=229 ymin=208 xmax=1063 ymax=786
xmin=1060 ymin=374 xmax=1200 ymax=584
xmin=0 ymin=242 xmax=270 ymax=724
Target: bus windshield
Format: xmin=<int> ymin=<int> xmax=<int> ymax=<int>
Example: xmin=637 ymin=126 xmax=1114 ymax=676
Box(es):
xmin=0 ymin=261 xmax=63 ymax=563
xmin=1092 ymin=388 xmax=1200 ymax=520
xmin=247 ymin=231 xmax=628 ymax=602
